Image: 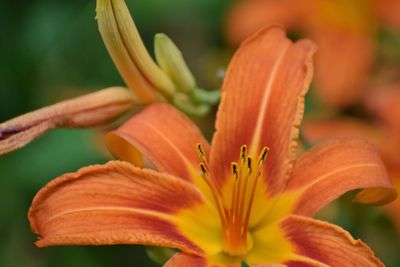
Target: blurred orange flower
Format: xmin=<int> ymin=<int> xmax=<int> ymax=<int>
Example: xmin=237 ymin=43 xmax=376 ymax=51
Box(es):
xmin=226 ymin=0 xmax=400 ymax=108
xmin=28 ymin=26 xmax=396 ymax=266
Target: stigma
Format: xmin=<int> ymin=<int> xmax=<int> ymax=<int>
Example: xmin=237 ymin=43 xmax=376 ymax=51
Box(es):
xmin=197 ymin=144 xmax=269 ymax=256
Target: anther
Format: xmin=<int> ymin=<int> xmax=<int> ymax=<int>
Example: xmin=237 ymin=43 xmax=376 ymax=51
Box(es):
xmin=197 ymin=143 xmax=207 ymax=163
xmin=199 ymin=163 xmax=208 ymax=176
xmin=231 ymin=162 xmax=238 ymax=179
xmin=247 ymin=157 xmax=253 ymax=174
xmin=258 ymin=146 xmax=269 ymax=166
xmin=240 ymin=145 xmax=247 ymax=164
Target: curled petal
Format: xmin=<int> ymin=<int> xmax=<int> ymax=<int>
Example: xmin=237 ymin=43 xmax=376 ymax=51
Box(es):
xmin=286 ymin=138 xmax=397 ymax=216
xmin=248 ymin=213 xmax=382 ymax=266
xmin=106 ymin=103 xmax=210 ymax=183
xmin=0 ymin=87 xmax=135 ymax=155
xmin=303 ymin=118 xmax=400 ymax=175
xmin=210 ymin=25 xmax=316 ymax=193
xmin=280 ymin=215 xmax=384 ymax=266
xmin=96 ymin=0 xmax=175 ymax=102
xmin=29 ymin=160 xmax=207 ymax=255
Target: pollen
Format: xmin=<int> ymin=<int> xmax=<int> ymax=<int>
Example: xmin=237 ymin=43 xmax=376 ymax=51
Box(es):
xmin=197 ymin=144 xmax=269 ymax=256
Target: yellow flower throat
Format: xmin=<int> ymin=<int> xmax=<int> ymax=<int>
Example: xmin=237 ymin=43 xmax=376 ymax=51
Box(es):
xmin=197 ymin=144 xmax=269 ymax=256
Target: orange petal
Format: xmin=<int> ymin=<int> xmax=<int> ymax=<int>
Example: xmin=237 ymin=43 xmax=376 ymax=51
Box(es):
xmin=303 ymin=117 xmax=400 ymax=175
xmin=106 ymin=103 xmax=209 ymax=182
xmin=365 ymin=83 xmax=400 ymax=134
xmin=225 ymin=0 xmax=309 ymax=46
xmin=0 ymin=87 xmax=135 ymax=155
xmin=210 ymin=25 xmax=316 ymax=193
xmin=280 ymin=215 xmax=384 ymax=266
xmin=286 ymin=138 xmax=397 ymax=216
xmin=28 ymin=160 xmax=205 ymax=255
xmin=311 ymin=28 xmax=374 ymax=108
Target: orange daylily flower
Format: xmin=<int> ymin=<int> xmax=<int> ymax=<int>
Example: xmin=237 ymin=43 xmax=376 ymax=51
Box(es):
xmin=303 ymin=84 xmax=400 ymax=231
xmin=226 ymin=0 xmax=400 ymax=108
xmin=28 ymin=26 xmax=396 ymax=266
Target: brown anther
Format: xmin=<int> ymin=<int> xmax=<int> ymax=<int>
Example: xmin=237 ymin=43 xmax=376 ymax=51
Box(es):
xmin=247 ymin=157 xmax=253 ymax=174
xmin=231 ymin=162 xmax=239 ymax=179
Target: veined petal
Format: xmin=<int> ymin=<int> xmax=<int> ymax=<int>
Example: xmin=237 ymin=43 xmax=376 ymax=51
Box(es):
xmin=303 ymin=118 xmax=400 ymax=174
xmin=96 ymin=0 xmax=175 ymax=102
xmin=310 ymin=27 xmax=374 ymax=108
xmin=248 ymin=215 xmax=383 ymax=266
xmin=28 ymin=160 xmax=210 ymax=255
xmin=210 ymin=25 xmax=316 ymax=193
xmin=279 ymin=215 xmax=384 ymax=267
xmin=106 ymin=103 xmax=210 ymax=184
xmin=286 ymin=138 xmax=397 ymax=217
xmin=225 ymin=0 xmax=309 ymax=45
xmin=0 ymin=87 xmax=135 ymax=155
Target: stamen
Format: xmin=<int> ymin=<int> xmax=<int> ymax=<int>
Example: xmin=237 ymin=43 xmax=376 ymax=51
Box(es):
xmin=240 ymin=145 xmax=247 ymax=164
xmin=247 ymin=157 xmax=253 ymax=174
xmin=231 ymin=162 xmax=239 ymax=179
xmin=196 ymin=144 xmax=270 ymax=256
xmin=199 ymin=163 xmax=227 ymax=228
xmin=230 ymin=162 xmax=239 ymax=229
xmin=236 ymin=157 xmax=250 ymax=228
xmin=241 ymin=146 xmax=269 ymax=239
xmin=197 ymin=143 xmax=207 ymax=163
xmin=258 ymin=146 xmax=269 ymax=166
xmin=199 ymin=162 xmax=208 ymax=176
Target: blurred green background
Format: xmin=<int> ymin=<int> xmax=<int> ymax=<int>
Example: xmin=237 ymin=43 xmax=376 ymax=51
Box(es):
xmin=0 ymin=0 xmax=399 ymax=267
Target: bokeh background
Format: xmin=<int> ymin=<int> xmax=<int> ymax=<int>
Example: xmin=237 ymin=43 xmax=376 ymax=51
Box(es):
xmin=1 ymin=0 xmax=400 ymax=266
